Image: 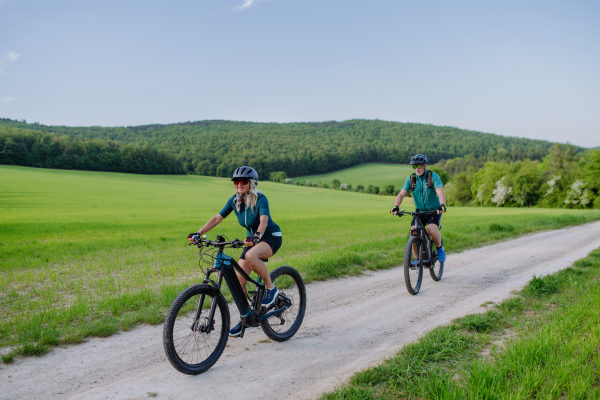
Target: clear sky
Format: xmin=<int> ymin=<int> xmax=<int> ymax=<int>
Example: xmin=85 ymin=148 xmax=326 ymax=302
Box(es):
xmin=1 ymin=0 xmax=599 ymax=147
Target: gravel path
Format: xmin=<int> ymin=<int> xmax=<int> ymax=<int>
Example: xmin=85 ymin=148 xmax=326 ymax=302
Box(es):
xmin=3 ymin=221 xmax=600 ymax=400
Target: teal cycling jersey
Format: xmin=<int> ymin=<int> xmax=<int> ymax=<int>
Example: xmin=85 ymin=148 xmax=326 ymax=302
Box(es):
xmin=402 ymin=170 xmax=444 ymax=211
xmin=219 ymin=193 xmax=282 ymax=238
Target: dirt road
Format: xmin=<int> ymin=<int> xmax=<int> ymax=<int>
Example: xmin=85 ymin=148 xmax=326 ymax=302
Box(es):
xmin=3 ymin=221 xmax=600 ymax=400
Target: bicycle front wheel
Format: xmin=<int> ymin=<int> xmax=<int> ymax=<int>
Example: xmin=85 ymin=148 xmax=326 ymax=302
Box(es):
xmin=163 ymin=284 xmax=230 ymax=375
xmin=261 ymin=266 xmax=307 ymax=342
xmin=404 ymin=236 xmax=423 ymax=295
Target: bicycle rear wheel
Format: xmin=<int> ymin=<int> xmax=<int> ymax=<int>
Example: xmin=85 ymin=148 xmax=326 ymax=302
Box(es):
xmin=163 ymin=284 xmax=230 ymax=375
xmin=404 ymin=236 xmax=423 ymax=295
xmin=429 ymin=242 xmax=444 ymax=281
xmin=261 ymin=266 xmax=306 ymax=342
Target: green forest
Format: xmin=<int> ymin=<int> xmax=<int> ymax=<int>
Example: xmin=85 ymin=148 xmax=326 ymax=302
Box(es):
xmin=0 ymin=126 xmax=184 ymax=175
xmin=438 ymin=144 xmax=600 ymax=209
xmin=0 ymin=118 xmax=555 ymax=178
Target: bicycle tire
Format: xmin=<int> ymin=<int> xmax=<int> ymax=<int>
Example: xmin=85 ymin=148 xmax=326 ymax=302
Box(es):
xmin=404 ymin=236 xmax=423 ymax=295
xmin=261 ymin=266 xmax=306 ymax=342
xmin=163 ymin=284 xmax=230 ymax=375
xmin=429 ymin=241 xmax=444 ymax=281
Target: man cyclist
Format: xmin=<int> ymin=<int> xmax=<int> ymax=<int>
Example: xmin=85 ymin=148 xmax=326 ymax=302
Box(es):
xmin=392 ymin=154 xmax=447 ymax=264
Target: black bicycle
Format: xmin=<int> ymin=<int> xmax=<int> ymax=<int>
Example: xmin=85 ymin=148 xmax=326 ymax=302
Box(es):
xmin=163 ymin=234 xmax=306 ymax=375
xmin=393 ymin=210 xmax=444 ymax=295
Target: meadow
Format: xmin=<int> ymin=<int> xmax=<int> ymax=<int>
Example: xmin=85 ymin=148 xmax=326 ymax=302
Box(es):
xmin=2 ymin=165 xmax=600 ymax=355
xmin=294 ymin=163 xmax=414 ymax=189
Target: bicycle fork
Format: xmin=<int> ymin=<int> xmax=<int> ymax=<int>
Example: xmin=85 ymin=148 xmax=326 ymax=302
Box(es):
xmin=191 ymin=269 xmax=224 ymax=335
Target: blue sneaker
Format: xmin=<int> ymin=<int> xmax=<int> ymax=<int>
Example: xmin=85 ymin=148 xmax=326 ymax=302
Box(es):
xmin=229 ymin=321 xmax=251 ymax=337
xmin=262 ymin=286 xmax=279 ymax=307
xmin=410 ymin=259 xmax=420 ymax=268
xmin=437 ymin=246 xmax=446 ymax=263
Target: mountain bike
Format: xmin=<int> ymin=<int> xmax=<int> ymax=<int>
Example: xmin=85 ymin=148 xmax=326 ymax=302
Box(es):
xmin=163 ymin=234 xmax=306 ymax=375
xmin=393 ymin=210 xmax=444 ymax=295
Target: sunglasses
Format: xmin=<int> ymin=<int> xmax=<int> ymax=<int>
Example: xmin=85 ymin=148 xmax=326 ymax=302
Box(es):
xmin=233 ymin=179 xmax=250 ymax=186
xmin=412 ymin=165 xmax=424 ymax=169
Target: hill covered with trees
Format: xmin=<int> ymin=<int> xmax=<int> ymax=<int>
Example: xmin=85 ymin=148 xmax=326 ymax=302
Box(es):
xmin=0 ymin=118 xmax=556 ymax=178
xmin=0 ymin=125 xmax=184 ymax=174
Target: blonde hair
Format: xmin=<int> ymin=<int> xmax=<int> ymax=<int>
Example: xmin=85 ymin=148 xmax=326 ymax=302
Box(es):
xmin=235 ymin=180 xmax=262 ymax=212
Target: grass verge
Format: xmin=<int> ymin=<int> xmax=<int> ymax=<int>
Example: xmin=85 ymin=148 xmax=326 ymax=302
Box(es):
xmin=322 ymin=247 xmax=600 ymax=399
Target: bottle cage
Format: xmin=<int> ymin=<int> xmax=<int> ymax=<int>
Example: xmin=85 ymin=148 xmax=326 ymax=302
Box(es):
xmin=410 ymin=170 xmax=434 ymax=191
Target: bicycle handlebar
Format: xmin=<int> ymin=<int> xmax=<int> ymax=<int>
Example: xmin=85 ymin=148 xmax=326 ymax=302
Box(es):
xmin=189 ymin=234 xmax=245 ymax=248
xmin=391 ymin=209 xmax=438 ymax=218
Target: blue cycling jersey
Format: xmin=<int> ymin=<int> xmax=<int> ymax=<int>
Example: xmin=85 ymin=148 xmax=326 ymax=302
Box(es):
xmin=219 ymin=193 xmax=282 ymax=238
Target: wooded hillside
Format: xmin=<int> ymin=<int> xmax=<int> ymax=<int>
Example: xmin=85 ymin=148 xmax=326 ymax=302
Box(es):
xmin=0 ymin=118 xmax=556 ymax=178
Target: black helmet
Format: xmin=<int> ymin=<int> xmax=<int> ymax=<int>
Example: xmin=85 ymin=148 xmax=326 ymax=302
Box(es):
xmin=232 ymin=166 xmax=259 ymax=183
xmin=410 ymin=154 xmax=428 ymax=165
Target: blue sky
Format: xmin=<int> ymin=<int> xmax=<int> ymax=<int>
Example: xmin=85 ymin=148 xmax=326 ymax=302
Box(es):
xmin=1 ymin=0 xmax=598 ymax=147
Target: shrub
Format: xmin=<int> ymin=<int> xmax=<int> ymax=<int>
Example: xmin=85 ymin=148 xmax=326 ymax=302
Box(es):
xmin=269 ymin=171 xmax=288 ymax=183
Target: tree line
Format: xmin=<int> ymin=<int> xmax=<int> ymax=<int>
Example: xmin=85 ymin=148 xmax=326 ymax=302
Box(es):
xmin=437 ymin=144 xmax=600 ymax=209
xmin=0 ymin=126 xmax=184 ymax=174
xmin=0 ymin=118 xmax=556 ymax=178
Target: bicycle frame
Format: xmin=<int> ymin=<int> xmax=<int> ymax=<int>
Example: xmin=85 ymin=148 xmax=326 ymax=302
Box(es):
xmin=409 ymin=212 xmax=437 ymax=267
xmin=197 ymin=246 xmax=292 ymax=336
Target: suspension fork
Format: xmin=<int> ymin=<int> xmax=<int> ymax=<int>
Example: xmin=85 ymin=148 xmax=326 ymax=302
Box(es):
xmin=192 ymin=269 xmax=224 ymax=334
xmin=192 ymin=268 xmax=212 ymax=329
xmin=203 ymin=271 xmax=224 ymax=334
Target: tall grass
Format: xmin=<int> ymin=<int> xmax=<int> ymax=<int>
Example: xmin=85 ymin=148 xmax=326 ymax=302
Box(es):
xmin=1 ymin=165 xmax=600 ymax=355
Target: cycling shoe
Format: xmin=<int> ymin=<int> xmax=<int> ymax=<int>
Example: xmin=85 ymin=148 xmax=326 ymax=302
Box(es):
xmin=437 ymin=246 xmax=446 ymax=263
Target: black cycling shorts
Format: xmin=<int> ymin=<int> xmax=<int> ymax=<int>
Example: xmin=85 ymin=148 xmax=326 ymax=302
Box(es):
xmin=412 ymin=212 xmax=441 ymax=228
xmin=240 ymin=235 xmax=282 ymax=262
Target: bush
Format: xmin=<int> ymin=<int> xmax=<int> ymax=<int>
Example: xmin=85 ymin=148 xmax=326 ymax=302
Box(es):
xmin=269 ymin=171 xmax=288 ymax=183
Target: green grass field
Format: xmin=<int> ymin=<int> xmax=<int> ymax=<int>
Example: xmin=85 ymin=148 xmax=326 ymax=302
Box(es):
xmin=1 ymin=165 xmax=600 ymax=355
xmin=295 ymin=163 xmax=414 ymax=189
xmin=322 ymin=248 xmax=600 ymax=399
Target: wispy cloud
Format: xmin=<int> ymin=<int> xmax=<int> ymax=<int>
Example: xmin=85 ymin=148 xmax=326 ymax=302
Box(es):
xmin=236 ymin=0 xmax=273 ymax=11
xmin=7 ymin=51 xmax=19 ymax=61
xmin=0 ymin=97 xmax=17 ymax=102
xmin=240 ymin=0 xmax=255 ymax=9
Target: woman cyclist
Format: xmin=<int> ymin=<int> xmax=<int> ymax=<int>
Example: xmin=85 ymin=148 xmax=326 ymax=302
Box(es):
xmin=189 ymin=166 xmax=282 ymax=337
